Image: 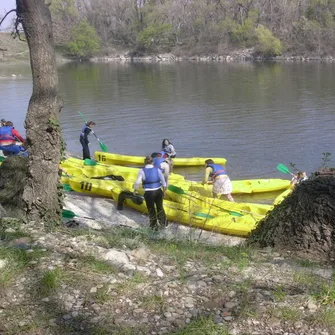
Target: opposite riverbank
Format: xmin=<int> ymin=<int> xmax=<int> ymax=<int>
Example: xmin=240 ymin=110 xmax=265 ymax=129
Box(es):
xmin=2 ymin=32 xmax=335 ymax=65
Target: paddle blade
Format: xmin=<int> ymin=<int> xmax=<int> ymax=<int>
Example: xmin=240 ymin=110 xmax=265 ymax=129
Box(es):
xmin=194 ymin=212 xmax=215 ymax=219
xmin=168 ymin=184 xmax=186 ymax=194
xmin=0 ymin=156 xmax=5 ymax=162
xmin=84 ymin=158 xmax=98 ymax=166
xmin=63 ymin=184 xmax=73 ymax=191
xmin=277 ymin=164 xmax=292 ymax=175
xmin=99 ymin=141 xmax=108 ymax=153
xmin=62 ymin=209 xmax=77 ymax=218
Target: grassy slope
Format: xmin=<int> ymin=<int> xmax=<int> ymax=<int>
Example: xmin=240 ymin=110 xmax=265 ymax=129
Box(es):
xmin=1 ymin=220 xmax=335 ymax=335
xmin=0 ymin=32 xmax=29 ymax=62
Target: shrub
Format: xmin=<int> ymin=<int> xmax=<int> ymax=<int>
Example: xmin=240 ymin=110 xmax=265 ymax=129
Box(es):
xmin=254 ymin=25 xmax=282 ymax=57
xmin=65 ymin=20 xmax=100 ymax=59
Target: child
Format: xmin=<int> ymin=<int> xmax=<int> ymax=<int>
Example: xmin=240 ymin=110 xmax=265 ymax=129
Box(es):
xmin=79 ymin=121 xmax=96 ymax=160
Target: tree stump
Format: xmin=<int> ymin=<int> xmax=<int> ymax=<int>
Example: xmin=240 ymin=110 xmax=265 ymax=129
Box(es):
xmin=248 ymin=169 xmax=335 ymax=261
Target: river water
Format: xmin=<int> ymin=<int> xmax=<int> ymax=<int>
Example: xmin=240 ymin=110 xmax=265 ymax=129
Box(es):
xmin=0 ymin=61 xmax=334 ymax=187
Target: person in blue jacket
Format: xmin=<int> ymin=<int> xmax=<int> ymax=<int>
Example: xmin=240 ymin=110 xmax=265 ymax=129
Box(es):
xmin=151 ymin=152 xmax=170 ymax=185
xmin=134 ymin=156 xmax=167 ymax=230
xmin=202 ymin=159 xmax=234 ymax=201
xmin=79 ymin=121 xmax=96 ymax=160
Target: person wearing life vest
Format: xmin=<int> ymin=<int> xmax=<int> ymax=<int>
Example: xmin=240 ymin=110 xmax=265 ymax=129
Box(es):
xmin=202 ymin=159 xmax=234 ymax=202
xmin=0 ymin=121 xmax=26 ymax=156
xmin=151 ymin=152 xmax=170 ymax=185
xmin=79 ymin=121 xmax=96 ymax=160
xmin=134 ymin=156 xmax=167 ymax=230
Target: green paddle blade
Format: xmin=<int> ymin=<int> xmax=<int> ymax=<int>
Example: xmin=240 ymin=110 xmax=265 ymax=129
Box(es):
xmin=63 ymin=184 xmax=73 ymax=191
xmin=194 ymin=212 xmax=215 ymax=219
xmin=277 ymin=164 xmax=292 ymax=175
xmin=62 ymin=209 xmax=95 ymax=220
xmin=168 ymin=184 xmax=186 ymax=194
xmin=62 ymin=209 xmax=77 ymax=218
xmin=84 ymin=158 xmax=98 ymax=166
xmin=0 ymin=156 xmax=5 ymax=162
xmin=99 ymin=141 xmax=108 ymax=153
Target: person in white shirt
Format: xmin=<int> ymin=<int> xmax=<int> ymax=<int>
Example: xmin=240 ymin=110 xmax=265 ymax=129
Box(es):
xmin=134 ymin=156 xmax=167 ymax=230
xmin=151 ymin=152 xmax=170 ymax=185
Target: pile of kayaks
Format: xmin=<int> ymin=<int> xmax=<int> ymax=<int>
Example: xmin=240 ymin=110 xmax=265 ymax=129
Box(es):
xmin=59 ymin=152 xmax=292 ymax=237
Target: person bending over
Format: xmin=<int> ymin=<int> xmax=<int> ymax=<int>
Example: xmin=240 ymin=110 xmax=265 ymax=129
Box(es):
xmin=134 ymin=156 xmax=167 ymax=230
xmin=151 ymin=152 xmax=170 ymax=185
xmin=0 ymin=121 xmax=26 ymax=156
xmin=290 ymin=171 xmax=308 ymax=188
xmin=202 ymin=159 xmax=234 ymax=202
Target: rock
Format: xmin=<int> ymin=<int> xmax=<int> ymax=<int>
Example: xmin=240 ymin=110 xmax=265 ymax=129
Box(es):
xmin=8 ymin=237 xmax=32 ymax=249
xmin=131 ymin=247 xmax=150 ymax=262
xmin=0 ymin=259 xmax=7 ymax=269
xmin=90 ymin=287 xmax=97 ymax=293
xmin=103 ymin=249 xmax=129 ymax=267
xmin=224 ymin=301 xmax=238 ymax=309
xmin=156 ymin=268 xmax=164 ymax=278
xmin=307 ymin=302 xmax=318 ymax=311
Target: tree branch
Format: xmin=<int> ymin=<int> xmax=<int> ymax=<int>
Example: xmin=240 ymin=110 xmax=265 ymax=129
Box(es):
xmin=0 ymin=8 xmax=16 ymax=27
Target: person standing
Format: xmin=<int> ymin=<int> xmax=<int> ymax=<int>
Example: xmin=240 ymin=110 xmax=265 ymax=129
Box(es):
xmin=134 ymin=156 xmax=167 ymax=230
xmin=202 ymin=159 xmax=234 ymax=202
xmin=79 ymin=121 xmax=96 ymax=160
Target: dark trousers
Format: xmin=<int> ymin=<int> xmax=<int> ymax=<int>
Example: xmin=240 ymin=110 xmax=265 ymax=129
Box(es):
xmin=144 ymin=188 xmax=166 ymax=229
xmin=80 ymin=138 xmax=90 ymax=160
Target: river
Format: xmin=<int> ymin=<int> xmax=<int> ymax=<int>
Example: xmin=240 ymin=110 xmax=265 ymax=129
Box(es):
xmin=0 ymin=61 xmax=333 ymax=187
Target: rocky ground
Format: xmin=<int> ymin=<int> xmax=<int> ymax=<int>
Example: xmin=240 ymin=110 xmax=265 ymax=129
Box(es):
xmin=1 ymin=192 xmax=335 ymax=335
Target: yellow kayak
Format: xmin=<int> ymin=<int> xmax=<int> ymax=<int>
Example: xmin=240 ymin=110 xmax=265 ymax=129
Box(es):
xmin=94 ymin=151 xmax=227 ymax=167
xmin=167 ymin=184 xmax=273 ymax=217
xmin=61 ymin=157 xmax=289 ymax=195
xmin=67 ymin=176 xmax=259 ymax=236
xmin=273 ymin=188 xmax=292 ymax=205
xmin=60 ymin=157 xmax=185 ymax=183
xmin=185 ymin=179 xmax=290 ymax=195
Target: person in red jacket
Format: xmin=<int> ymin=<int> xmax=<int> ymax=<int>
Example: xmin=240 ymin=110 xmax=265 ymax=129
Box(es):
xmin=0 ymin=121 xmax=26 ymax=156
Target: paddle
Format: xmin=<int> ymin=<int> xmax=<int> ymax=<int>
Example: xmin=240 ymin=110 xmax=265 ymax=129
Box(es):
xmin=78 ymin=112 xmax=108 ymax=152
xmin=62 ymin=209 xmax=95 ymax=220
xmin=91 ymin=175 xmax=125 ymax=181
xmin=277 ymin=164 xmax=294 ymax=176
xmin=84 ymin=158 xmax=98 ymax=166
xmin=0 ymin=156 xmax=5 ymax=162
xmin=168 ymin=185 xmax=243 ymax=217
xmin=63 ymin=184 xmax=73 ymax=191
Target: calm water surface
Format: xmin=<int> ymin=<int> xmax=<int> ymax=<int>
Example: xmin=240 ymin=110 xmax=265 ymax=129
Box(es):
xmin=0 ymin=61 xmax=334 ymax=186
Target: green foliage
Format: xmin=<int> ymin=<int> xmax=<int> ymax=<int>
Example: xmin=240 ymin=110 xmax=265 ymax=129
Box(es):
xmin=254 ymin=25 xmax=282 ymax=57
xmin=65 ymin=20 xmax=100 ymax=59
xmin=137 ymin=23 xmax=173 ymax=50
xmin=170 ymin=316 xmax=230 ymax=335
xmin=50 ymin=0 xmax=78 ymax=18
xmin=320 ymin=152 xmax=332 ymax=168
xmin=39 ymin=268 xmax=62 ymax=295
xmin=227 ymin=18 xmax=256 ymax=47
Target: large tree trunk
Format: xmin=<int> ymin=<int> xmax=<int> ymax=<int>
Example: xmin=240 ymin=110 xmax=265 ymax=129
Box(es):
xmin=17 ymin=0 xmax=63 ymax=223
xmin=248 ymin=169 xmax=335 ymax=261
